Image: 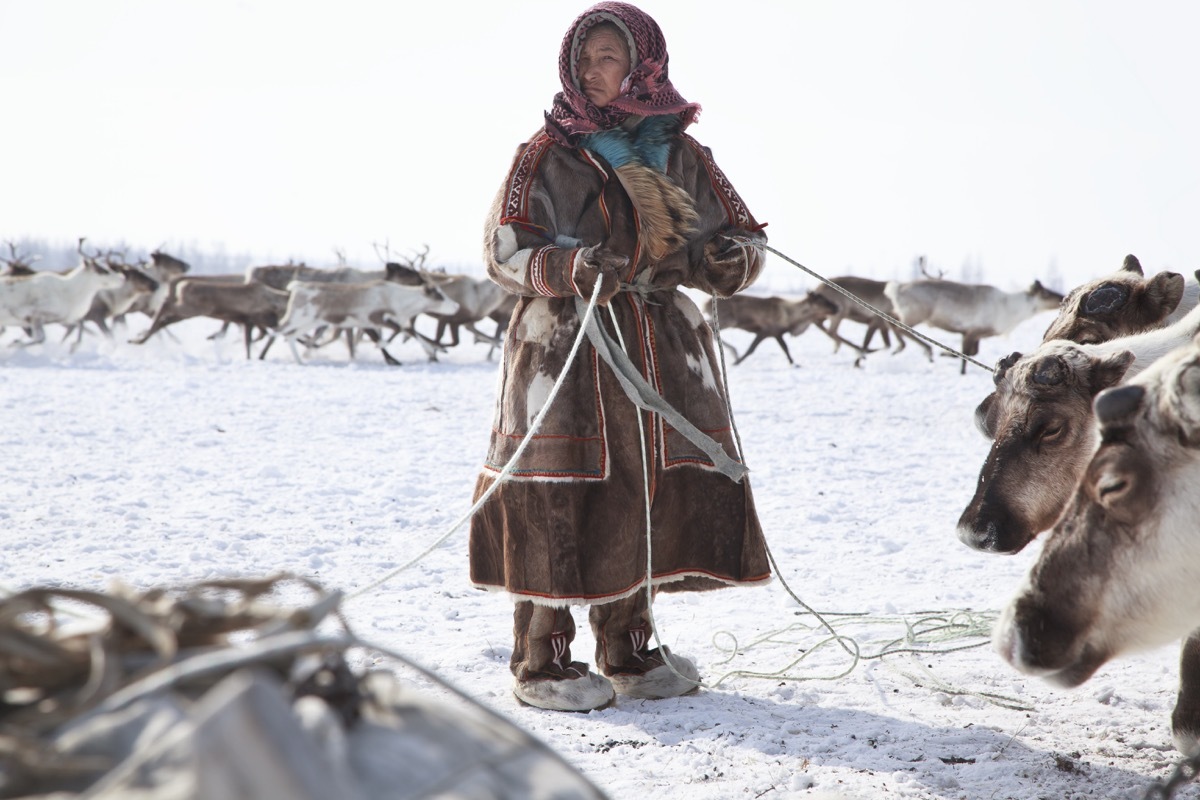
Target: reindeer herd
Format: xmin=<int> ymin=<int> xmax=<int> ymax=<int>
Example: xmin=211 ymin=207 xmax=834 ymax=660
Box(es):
xmin=0 ymin=242 xmax=516 ymax=364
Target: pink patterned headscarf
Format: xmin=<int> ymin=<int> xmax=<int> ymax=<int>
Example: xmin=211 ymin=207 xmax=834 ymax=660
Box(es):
xmin=544 ymin=2 xmax=701 ymax=146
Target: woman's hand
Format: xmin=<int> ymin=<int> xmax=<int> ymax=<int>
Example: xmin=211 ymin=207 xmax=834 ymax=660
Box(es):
xmin=697 ymin=228 xmax=764 ymax=297
xmin=572 ymin=246 xmax=628 ymax=305
xmin=703 ymin=229 xmax=762 ymax=269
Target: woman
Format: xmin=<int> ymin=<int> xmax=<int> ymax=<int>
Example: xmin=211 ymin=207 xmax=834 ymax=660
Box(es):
xmin=470 ymin=1 xmax=771 ymax=712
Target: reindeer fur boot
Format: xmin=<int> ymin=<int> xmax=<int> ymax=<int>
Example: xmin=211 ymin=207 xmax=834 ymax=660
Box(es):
xmin=606 ymin=646 xmax=700 ymax=700
xmin=513 ymin=665 xmax=615 ymax=712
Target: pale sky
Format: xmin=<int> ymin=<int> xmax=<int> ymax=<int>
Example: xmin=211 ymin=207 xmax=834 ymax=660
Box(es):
xmin=3 ymin=0 xmax=1198 ymax=291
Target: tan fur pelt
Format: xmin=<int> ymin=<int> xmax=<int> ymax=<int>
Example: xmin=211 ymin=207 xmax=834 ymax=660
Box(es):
xmin=614 ymin=162 xmax=699 ymax=261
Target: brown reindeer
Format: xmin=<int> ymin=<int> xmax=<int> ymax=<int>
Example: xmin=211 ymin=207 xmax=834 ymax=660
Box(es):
xmin=1042 ymin=255 xmax=1198 ymax=344
xmin=957 ymin=303 xmax=1200 ymax=553
xmin=807 ymin=276 xmax=932 ymax=361
xmin=131 ymin=278 xmax=289 ymax=359
xmin=994 ymin=332 xmax=1200 ymax=752
xmin=706 ymin=292 xmax=842 ymax=366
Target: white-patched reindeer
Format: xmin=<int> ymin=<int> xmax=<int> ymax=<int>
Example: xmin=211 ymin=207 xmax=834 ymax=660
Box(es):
xmin=385 ymin=262 xmax=512 ymax=357
xmin=0 ymin=246 xmax=126 ymax=347
xmin=885 ymin=277 xmax=1064 ymax=373
xmin=994 ymin=330 xmax=1200 ymax=753
xmin=276 ymin=279 xmax=458 ymax=365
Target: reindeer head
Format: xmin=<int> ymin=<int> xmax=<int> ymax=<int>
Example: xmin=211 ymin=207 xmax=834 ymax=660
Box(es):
xmin=995 ymin=332 xmax=1200 ymax=687
xmin=789 ymin=291 xmax=838 ymax=334
xmin=1042 ymin=255 xmax=1185 ymax=345
xmin=1028 ymin=280 xmax=1066 ymax=312
xmin=956 ymin=342 xmax=1134 ymax=553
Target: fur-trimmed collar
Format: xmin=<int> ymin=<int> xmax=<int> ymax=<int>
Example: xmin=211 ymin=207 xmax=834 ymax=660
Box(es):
xmin=581 ymin=114 xmax=679 ymax=174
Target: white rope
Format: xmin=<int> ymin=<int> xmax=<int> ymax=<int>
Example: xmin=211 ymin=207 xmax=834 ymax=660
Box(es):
xmin=703 ymin=282 xmax=1026 ymax=709
xmin=346 ymin=277 xmax=606 ymax=601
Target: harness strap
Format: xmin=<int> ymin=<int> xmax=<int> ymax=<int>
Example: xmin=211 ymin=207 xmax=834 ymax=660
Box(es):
xmin=573 ymin=295 xmax=748 ymax=483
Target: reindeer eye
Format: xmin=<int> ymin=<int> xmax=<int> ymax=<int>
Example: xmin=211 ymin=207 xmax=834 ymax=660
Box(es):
xmin=1034 ymin=422 xmax=1064 ymax=443
xmin=1097 ymin=477 xmax=1128 ymax=501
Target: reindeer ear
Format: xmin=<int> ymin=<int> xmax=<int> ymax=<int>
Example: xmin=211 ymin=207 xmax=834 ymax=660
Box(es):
xmin=1121 ymin=254 xmax=1144 ymax=275
xmin=1095 ymin=384 xmax=1145 ymax=426
xmin=994 ymin=351 xmax=1022 ymax=386
xmin=1176 ymin=360 xmax=1200 ymax=446
xmin=974 ymin=392 xmax=1000 ymax=439
xmin=1088 ymin=350 xmax=1136 ymax=395
xmin=1146 ymin=271 xmax=1185 ymax=317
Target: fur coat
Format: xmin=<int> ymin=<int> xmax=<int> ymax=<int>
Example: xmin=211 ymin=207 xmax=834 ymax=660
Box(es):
xmin=469 ymin=119 xmax=771 ymax=606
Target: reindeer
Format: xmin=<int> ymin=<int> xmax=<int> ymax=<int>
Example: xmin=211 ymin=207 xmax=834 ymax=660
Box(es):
xmin=246 ymin=263 xmax=386 ymax=291
xmin=0 ymin=240 xmax=126 ymax=347
xmin=276 ymin=280 xmax=458 ymax=365
xmin=994 ymin=331 xmax=1200 ymax=753
xmin=1042 ymin=255 xmax=1199 ymax=345
xmin=885 ymin=278 xmax=1064 ymax=374
xmin=957 ymin=302 xmax=1200 ymax=554
xmin=385 ymin=261 xmax=510 ymax=358
xmin=119 ymin=250 xmax=193 ymax=324
xmin=807 ymin=276 xmax=932 ymax=361
xmin=1 ymin=240 xmax=40 ymax=277
xmin=131 ymin=277 xmax=288 ymax=359
xmin=705 ymin=292 xmax=841 ymax=366
xmin=63 ymin=260 xmax=160 ymax=352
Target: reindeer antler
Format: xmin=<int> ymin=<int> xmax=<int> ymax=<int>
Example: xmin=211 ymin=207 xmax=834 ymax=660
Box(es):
xmin=2 ymin=239 xmax=40 ymax=272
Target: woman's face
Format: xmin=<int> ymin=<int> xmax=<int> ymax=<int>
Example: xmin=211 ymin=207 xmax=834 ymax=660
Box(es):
xmin=577 ymin=26 xmax=630 ymax=108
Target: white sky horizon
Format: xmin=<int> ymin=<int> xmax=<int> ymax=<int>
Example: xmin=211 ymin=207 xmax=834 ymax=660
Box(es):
xmin=3 ymin=0 xmax=1198 ymax=291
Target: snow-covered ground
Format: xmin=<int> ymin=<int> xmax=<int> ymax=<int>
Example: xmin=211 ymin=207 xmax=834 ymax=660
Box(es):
xmin=2 ymin=293 xmax=1196 ymax=800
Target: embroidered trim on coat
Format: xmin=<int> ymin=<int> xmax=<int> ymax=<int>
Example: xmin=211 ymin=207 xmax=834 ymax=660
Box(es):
xmin=529 ymin=245 xmax=560 ymax=297
xmin=502 ymin=132 xmax=555 ymax=226
xmin=680 ymin=133 xmax=753 ymax=228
